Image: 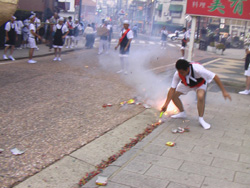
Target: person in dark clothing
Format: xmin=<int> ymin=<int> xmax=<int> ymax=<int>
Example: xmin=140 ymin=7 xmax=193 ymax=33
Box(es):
xmin=115 ymin=20 xmax=133 ymax=75
xmin=239 ymin=48 xmax=250 ymax=95
xmin=53 ymin=17 xmax=69 ymax=61
xmin=84 ymin=24 xmax=94 ymax=48
xmin=3 ymin=16 xmax=17 ymax=61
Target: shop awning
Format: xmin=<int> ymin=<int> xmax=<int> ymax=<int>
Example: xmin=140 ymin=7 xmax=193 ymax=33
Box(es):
xmin=155 ymin=21 xmax=167 ymax=25
xmin=169 ymin=4 xmax=183 ymax=12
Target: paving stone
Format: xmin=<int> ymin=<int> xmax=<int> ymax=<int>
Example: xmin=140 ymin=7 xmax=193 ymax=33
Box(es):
xmin=180 ymin=161 xmax=234 ymax=181
xmin=70 ymin=133 xmax=129 ymax=166
xmin=224 ymin=130 xmax=250 ymax=141
xmin=166 ymin=182 xmax=199 ymax=188
xmin=201 ymin=177 xmax=249 ymax=188
xmin=212 ymin=158 xmax=250 ymax=174
xmin=143 ymin=143 xmax=167 ymax=155
xmin=82 ymin=165 xmax=128 ymax=188
xmin=102 ymin=181 xmax=132 ymax=188
xmin=162 ymin=148 xmax=213 ymax=165
xmin=145 ymin=165 xmax=204 ymax=187
xmin=219 ymin=143 xmax=250 ymax=155
xmin=123 ymin=160 xmax=152 ymax=174
xmin=200 ymin=134 xmax=243 ymax=146
xmin=15 ymin=156 xmax=95 ymax=188
xmin=175 ymin=136 xmax=220 ymax=149
xmin=239 ymin=154 xmax=250 ymax=164
xmin=192 ymin=146 xmax=239 ymax=161
xmin=111 ymin=170 xmax=169 ymax=188
xmin=132 ymin=152 xmax=183 ymax=170
xmin=235 ymin=171 xmax=250 ymax=185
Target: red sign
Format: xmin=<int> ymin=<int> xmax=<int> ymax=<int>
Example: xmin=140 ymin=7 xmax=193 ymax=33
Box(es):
xmin=186 ymin=0 xmax=250 ymax=20
xmin=75 ymin=0 xmax=80 ymax=6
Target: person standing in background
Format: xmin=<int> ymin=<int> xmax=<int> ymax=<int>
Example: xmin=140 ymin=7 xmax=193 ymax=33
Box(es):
xmin=3 ymin=16 xmax=17 ymax=61
xmin=84 ymin=24 xmax=94 ymax=49
xmin=53 ymin=17 xmax=69 ymax=61
xmin=73 ymin=19 xmax=82 ymax=47
xmin=22 ymin=19 xmax=29 ymax=49
xmin=47 ymin=12 xmax=59 ymax=51
xmin=160 ymin=26 xmax=168 ymax=49
xmin=238 ymin=48 xmax=250 ymax=95
xmin=115 ymin=20 xmax=133 ymax=75
xmin=65 ymin=16 xmax=74 ymax=48
xmin=28 ymin=14 xmax=42 ymax=63
xmin=15 ymin=18 xmax=24 ymax=49
xmin=97 ymin=20 xmax=109 ymax=55
xmin=107 ymin=20 xmax=113 ymax=49
xmin=180 ymin=27 xmax=190 ymax=59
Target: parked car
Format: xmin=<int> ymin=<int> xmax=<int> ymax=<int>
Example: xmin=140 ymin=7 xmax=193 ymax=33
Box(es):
xmin=168 ymin=30 xmax=198 ymax=41
xmin=168 ymin=31 xmax=185 ymax=41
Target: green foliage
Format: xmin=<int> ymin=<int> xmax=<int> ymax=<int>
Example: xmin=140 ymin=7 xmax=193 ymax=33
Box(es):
xmin=209 ymin=42 xmax=215 ymax=47
xmin=216 ymin=43 xmax=226 ymax=50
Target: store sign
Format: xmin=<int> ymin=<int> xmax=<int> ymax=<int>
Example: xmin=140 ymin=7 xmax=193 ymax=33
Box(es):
xmin=186 ymin=0 xmax=250 ymax=20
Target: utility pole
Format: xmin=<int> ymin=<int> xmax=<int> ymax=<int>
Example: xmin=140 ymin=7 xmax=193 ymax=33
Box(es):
xmin=150 ymin=0 xmax=156 ymax=36
xmin=78 ymin=0 xmax=82 ymax=21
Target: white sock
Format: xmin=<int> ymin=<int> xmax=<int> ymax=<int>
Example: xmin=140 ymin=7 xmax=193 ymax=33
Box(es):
xmin=171 ymin=111 xmax=187 ymax=119
xmin=199 ymin=117 xmax=211 ymax=129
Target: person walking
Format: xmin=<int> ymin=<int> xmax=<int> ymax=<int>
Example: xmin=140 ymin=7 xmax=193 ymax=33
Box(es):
xmin=115 ymin=20 xmax=133 ymax=75
xmin=161 ymin=59 xmax=231 ymax=129
xmin=53 ymin=17 xmax=69 ymax=61
xmin=97 ymin=20 xmax=109 ymax=55
xmin=238 ymin=48 xmax=250 ymax=95
xmin=84 ymin=24 xmax=94 ymax=49
xmin=27 ymin=14 xmax=42 ymax=63
xmin=160 ymin=26 xmax=168 ymax=49
xmin=180 ymin=27 xmax=190 ymax=59
xmin=3 ymin=16 xmax=17 ymax=61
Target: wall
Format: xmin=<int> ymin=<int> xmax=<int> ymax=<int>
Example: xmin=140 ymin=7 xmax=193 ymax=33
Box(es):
xmin=18 ymin=0 xmax=55 ymax=12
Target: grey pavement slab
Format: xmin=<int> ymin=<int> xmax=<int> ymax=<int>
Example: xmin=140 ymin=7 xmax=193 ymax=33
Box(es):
xmin=110 ymin=170 xmax=170 ymax=188
xmin=201 ymin=177 xmax=250 ymax=188
xmin=145 ymin=165 xmax=204 ymax=187
xmin=15 ymin=156 xmax=95 ymax=188
xmin=179 ymin=161 xmax=235 ymax=181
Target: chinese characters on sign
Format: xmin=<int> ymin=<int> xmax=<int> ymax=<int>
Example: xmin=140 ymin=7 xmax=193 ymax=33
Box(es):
xmin=186 ymin=0 xmax=250 ymax=20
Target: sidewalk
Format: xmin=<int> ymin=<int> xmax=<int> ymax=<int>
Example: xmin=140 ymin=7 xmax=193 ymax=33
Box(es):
xmin=0 ymin=39 xmax=87 ymax=62
xmin=13 ymin=53 xmax=250 ymax=188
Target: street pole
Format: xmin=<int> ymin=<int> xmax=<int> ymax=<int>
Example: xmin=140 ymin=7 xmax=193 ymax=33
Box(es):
xmin=78 ymin=0 xmax=82 ymax=21
xmin=150 ymin=0 xmax=156 ymax=36
xmin=187 ymin=16 xmax=196 ymax=62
